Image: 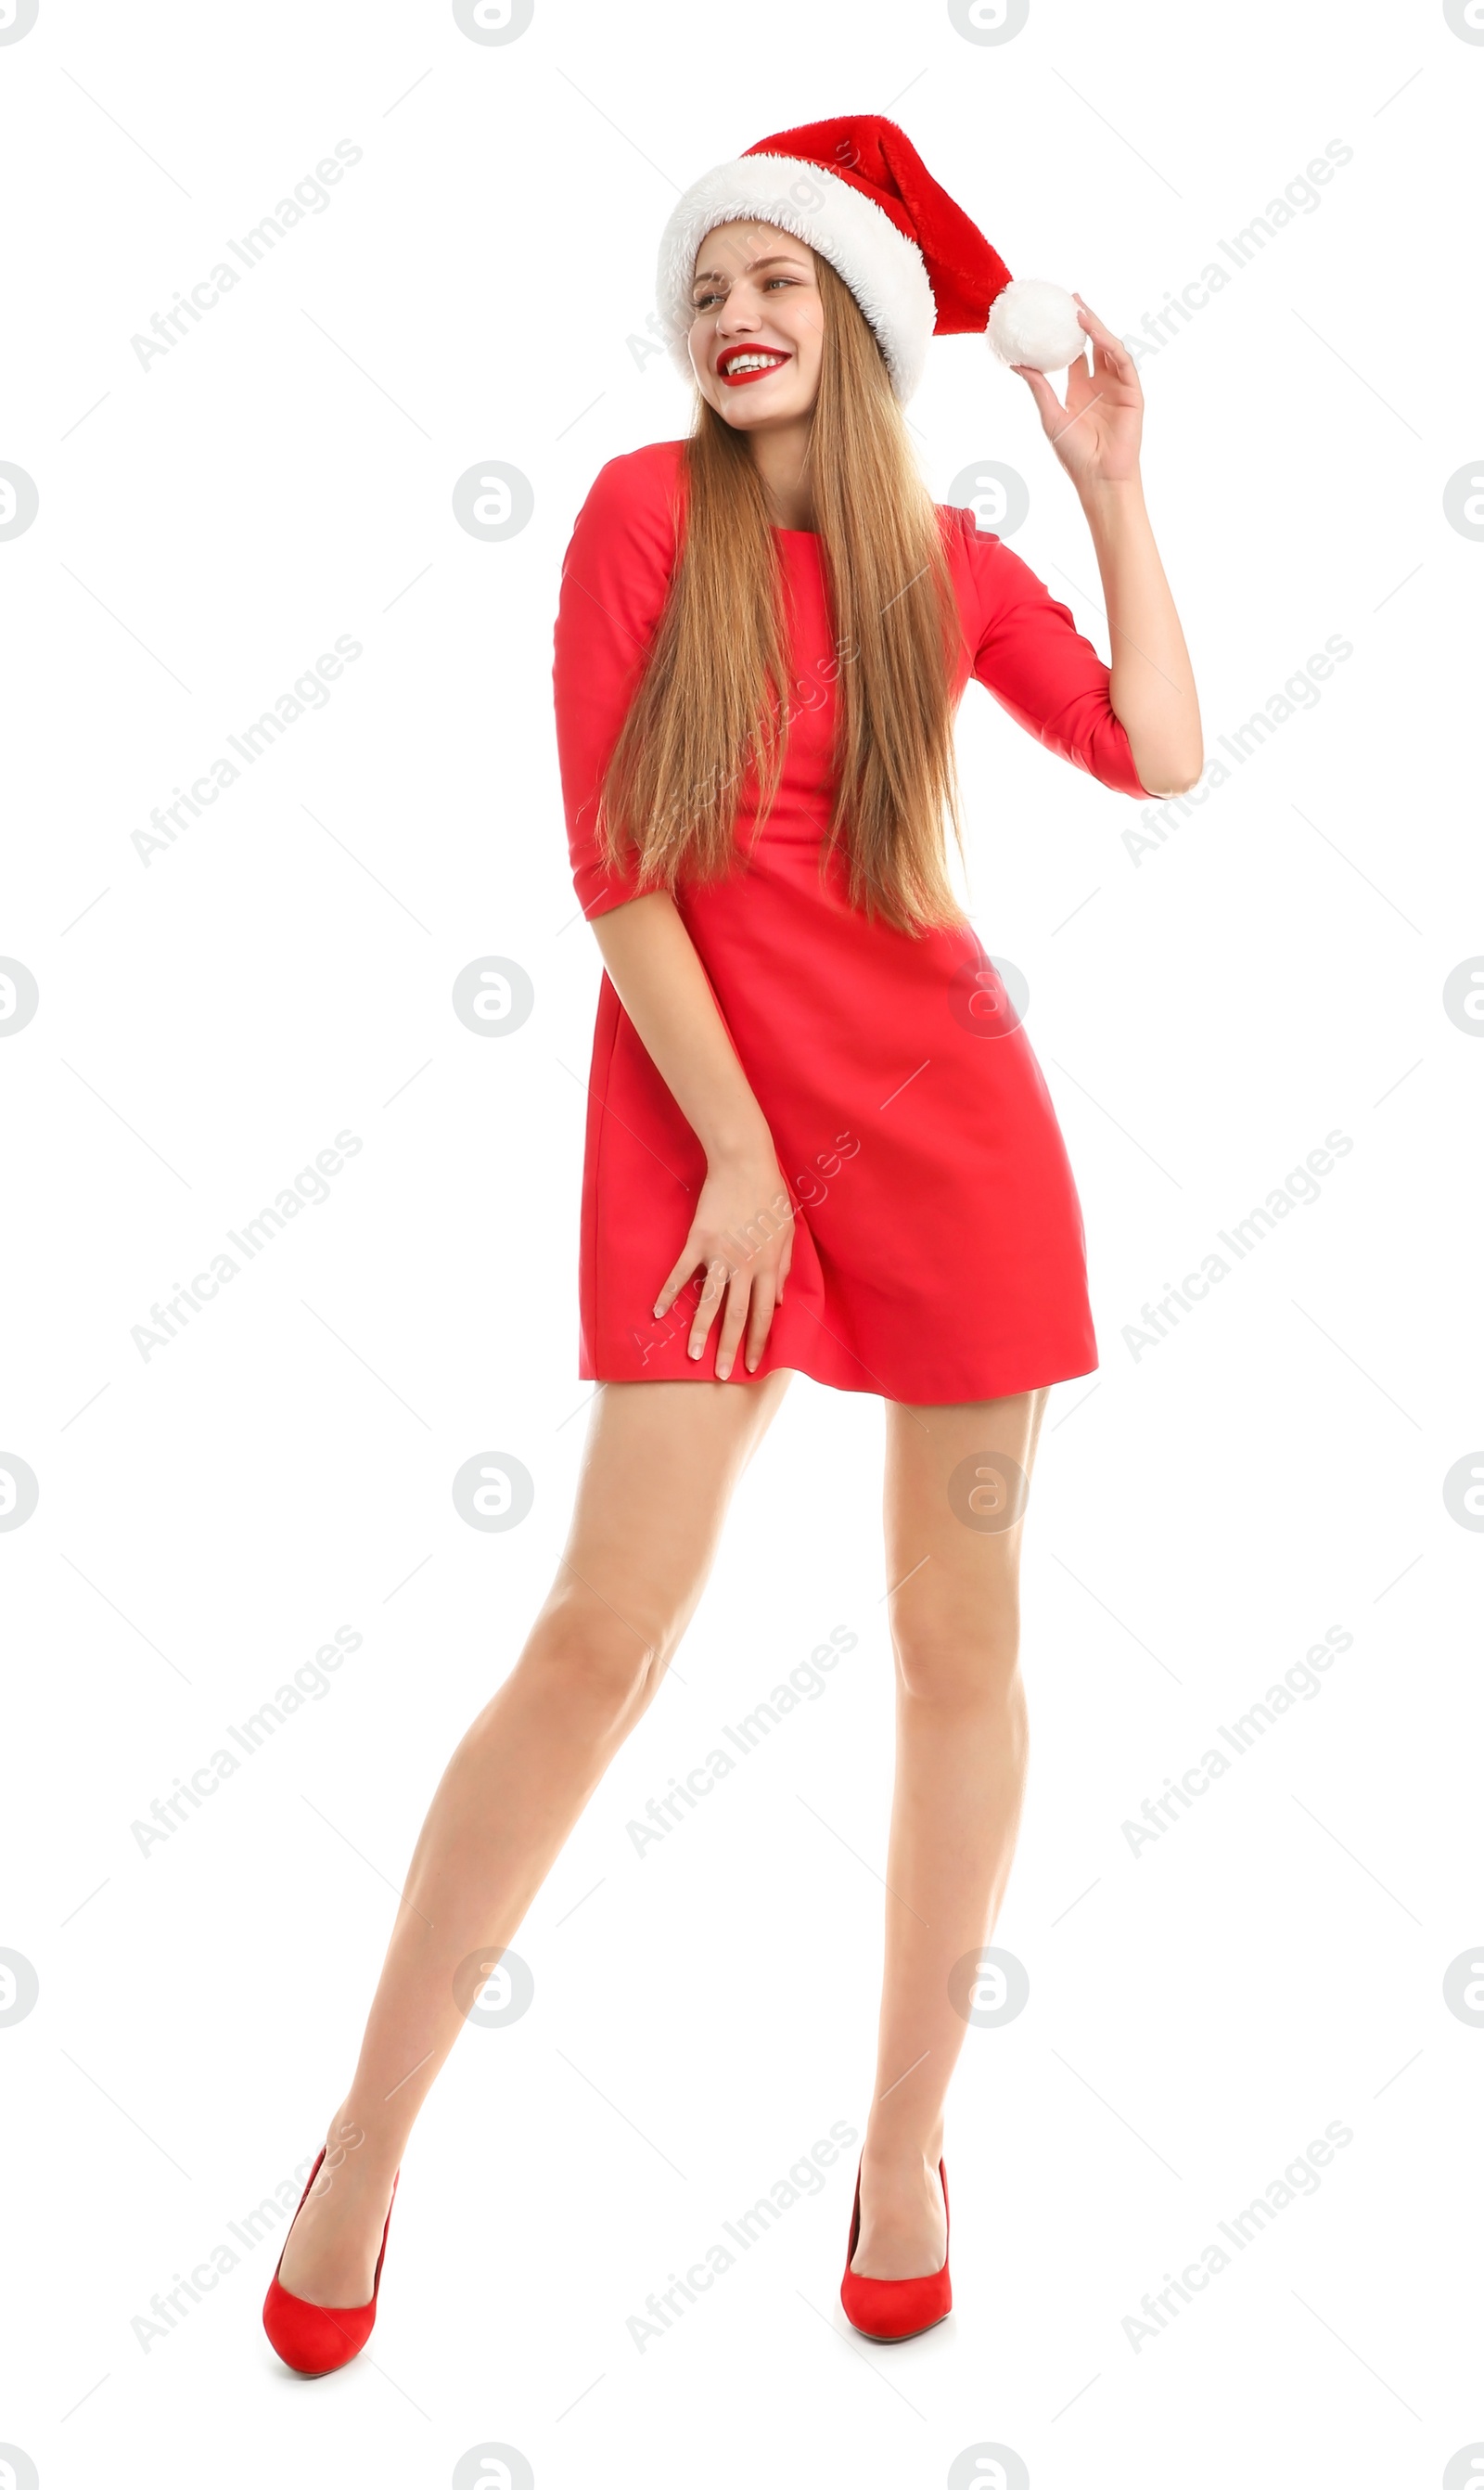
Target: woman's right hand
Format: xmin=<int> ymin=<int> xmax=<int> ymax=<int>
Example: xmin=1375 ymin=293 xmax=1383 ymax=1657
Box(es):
xmin=654 ymin=1148 xmax=796 ymax=1381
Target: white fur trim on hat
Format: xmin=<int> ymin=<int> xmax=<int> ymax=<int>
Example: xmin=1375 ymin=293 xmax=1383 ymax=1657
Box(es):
xmin=656 ymin=153 xmax=936 ymax=404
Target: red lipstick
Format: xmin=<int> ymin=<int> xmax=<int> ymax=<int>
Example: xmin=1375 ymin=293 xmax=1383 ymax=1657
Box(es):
xmin=716 ymin=345 xmax=792 ymax=387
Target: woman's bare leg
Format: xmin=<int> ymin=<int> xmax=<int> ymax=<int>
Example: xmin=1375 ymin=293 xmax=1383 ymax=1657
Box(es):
xmin=851 ymin=1386 xmax=1049 ymax=2278
xmin=277 ymin=1369 xmax=791 ymax=2305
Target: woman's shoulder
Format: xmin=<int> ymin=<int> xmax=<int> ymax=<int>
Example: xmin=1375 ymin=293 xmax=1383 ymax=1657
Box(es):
xmin=556 ymin=441 xmax=689 ymax=639
xmin=572 ymin=438 xmax=688 ymax=539
xmin=934 ymin=498 xmax=1000 ymax=571
xmin=934 ymin=499 xmax=1043 ymax=631
xmin=933 ymin=498 xmax=997 ymax=627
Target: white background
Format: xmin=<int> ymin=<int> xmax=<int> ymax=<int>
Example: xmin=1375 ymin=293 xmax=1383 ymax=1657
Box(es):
xmin=2 ymin=1 xmax=1481 ymax=2484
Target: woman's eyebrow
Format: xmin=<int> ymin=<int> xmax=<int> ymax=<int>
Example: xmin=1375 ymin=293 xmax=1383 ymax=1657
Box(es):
xmin=691 ymin=252 xmax=810 ymax=288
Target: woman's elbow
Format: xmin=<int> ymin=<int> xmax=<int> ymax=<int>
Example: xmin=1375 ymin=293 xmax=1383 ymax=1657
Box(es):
xmin=1133 ymin=742 xmax=1205 ymax=799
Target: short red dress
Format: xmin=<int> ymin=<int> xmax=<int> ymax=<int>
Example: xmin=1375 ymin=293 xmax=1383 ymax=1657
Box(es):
xmin=551 ymin=438 xmax=1151 ymax=1405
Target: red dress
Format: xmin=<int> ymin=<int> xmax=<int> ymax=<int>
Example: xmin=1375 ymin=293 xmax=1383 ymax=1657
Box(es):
xmin=551 ymin=438 xmax=1151 ymax=1405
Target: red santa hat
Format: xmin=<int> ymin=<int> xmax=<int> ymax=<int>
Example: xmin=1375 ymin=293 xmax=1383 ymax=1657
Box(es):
xmin=656 ymin=112 xmax=1084 ymax=404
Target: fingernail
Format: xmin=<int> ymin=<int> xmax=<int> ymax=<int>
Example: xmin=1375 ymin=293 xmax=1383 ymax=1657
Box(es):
xmin=717 ymin=1362 xmax=730 ymax=1380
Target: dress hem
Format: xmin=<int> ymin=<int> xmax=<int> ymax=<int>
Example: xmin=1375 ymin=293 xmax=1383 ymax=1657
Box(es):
xmin=576 ymin=1353 xmax=1101 ymax=1405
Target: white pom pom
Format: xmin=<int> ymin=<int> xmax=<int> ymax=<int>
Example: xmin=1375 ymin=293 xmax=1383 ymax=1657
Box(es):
xmin=987 ymin=278 xmax=1086 ymax=373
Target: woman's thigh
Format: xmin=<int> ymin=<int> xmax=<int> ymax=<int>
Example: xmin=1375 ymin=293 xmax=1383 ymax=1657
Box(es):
xmin=544 ymin=1369 xmax=793 ymax=1666
xmin=882 ymin=1388 xmax=1049 ymax=1648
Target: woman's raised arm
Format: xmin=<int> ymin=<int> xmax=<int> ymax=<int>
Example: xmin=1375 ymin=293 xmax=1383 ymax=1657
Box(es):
xmin=1012 ymin=296 xmax=1203 ymax=798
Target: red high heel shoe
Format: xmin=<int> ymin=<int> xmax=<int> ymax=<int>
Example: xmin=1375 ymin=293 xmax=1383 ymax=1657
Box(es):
xmin=839 ymin=2157 xmax=951 ymax=2342
xmin=262 ymin=2148 xmax=399 ymax=2376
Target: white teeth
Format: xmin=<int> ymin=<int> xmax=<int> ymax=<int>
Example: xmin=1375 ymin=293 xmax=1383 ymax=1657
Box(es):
xmin=723 ymin=353 xmax=786 ymax=375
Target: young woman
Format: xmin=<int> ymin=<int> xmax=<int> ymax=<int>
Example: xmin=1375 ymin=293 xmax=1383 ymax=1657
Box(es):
xmin=262 ymin=114 xmax=1200 ymax=2371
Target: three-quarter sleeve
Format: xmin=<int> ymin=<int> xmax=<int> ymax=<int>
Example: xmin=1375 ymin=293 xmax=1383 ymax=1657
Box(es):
xmin=954 ymin=508 xmax=1153 ymax=799
xmin=552 ymin=445 xmax=684 ymax=918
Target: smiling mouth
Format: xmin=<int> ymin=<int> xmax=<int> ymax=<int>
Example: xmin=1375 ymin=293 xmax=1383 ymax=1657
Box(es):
xmin=716 ymin=347 xmax=792 ymax=386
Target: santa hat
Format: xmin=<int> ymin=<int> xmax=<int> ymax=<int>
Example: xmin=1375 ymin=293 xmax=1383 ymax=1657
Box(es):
xmin=656 ymin=112 xmax=1083 ymax=404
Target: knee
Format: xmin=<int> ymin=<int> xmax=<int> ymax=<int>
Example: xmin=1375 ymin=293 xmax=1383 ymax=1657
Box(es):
xmin=890 ymin=1612 xmax=1022 ymax=1710
xmin=526 ymin=1591 xmax=675 ymax=1725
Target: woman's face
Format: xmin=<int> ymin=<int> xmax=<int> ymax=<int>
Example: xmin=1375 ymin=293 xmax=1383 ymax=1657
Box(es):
xmin=687 ymin=222 xmax=825 ymax=431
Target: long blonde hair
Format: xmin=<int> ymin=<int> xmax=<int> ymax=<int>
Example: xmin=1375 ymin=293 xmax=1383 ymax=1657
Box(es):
xmin=597 ymin=252 xmax=968 ymax=936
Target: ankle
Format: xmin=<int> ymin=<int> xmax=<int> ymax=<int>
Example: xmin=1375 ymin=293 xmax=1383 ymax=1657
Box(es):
xmin=309 ymin=2111 xmax=399 ymax=2203
xmin=861 ymin=2134 xmax=943 ymax=2181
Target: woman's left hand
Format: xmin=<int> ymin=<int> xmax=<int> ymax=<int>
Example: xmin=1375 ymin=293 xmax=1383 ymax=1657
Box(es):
xmin=1012 ymin=296 xmax=1144 ymax=492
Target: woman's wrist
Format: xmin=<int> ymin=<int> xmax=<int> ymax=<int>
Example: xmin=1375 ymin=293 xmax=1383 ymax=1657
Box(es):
xmin=1075 ymin=468 xmax=1146 ymax=522
xmin=704 ymin=1121 xmax=778 ymax=1176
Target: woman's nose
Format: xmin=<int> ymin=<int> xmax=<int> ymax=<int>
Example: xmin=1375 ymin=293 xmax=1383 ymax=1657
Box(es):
xmin=716 ymin=288 xmax=761 ymax=335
